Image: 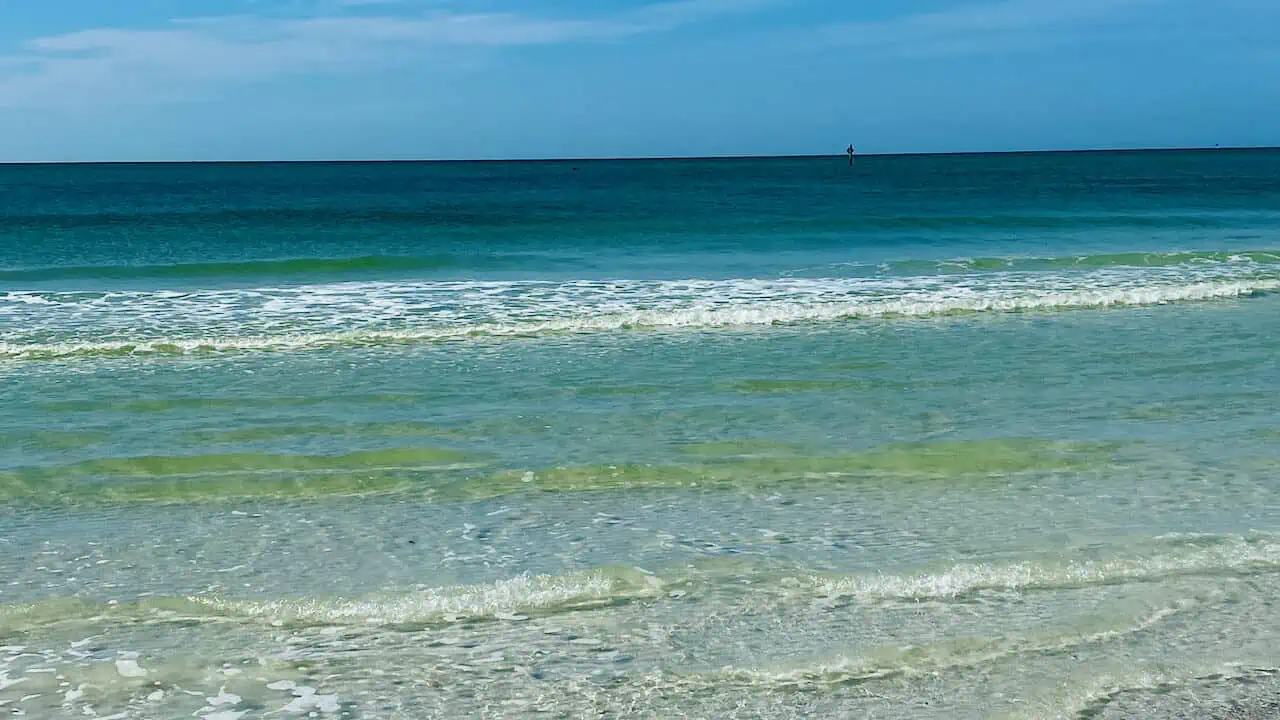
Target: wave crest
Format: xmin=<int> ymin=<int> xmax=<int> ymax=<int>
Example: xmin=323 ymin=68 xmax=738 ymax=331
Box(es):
xmin=2 ymin=275 xmax=1275 ymax=360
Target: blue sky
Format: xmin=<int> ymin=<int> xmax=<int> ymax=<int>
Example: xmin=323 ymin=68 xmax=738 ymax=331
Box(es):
xmin=0 ymin=0 xmax=1276 ymax=161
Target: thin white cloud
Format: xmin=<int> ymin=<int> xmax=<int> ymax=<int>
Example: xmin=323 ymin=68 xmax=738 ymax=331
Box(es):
xmin=635 ymin=0 xmax=784 ymax=27
xmin=812 ymin=0 xmax=1152 ymax=55
xmin=0 ymin=1 xmax=776 ymax=108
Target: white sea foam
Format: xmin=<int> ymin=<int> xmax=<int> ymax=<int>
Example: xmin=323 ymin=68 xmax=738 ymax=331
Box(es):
xmin=187 ymin=533 xmax=1280 ymax=631
xmin=186 ymin=569 xmax=660 ymax=626
xmin=794 ymin=533 xmax=1280 ymax=602
xmin=1 ymin=268 xmax=1276 ymax=359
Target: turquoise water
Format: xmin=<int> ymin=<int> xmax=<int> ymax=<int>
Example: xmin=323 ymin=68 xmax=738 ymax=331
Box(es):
xmin=2 ymin=150 xmax=1280 ymax=718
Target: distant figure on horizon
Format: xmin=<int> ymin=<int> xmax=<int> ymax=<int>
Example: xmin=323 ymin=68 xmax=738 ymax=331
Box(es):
xmin=846 ymin=144 xmax=855 ymax=166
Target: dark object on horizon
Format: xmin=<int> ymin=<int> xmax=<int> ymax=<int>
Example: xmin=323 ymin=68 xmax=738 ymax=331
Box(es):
xmin=846 ymin=144 xmax=855 ymax=166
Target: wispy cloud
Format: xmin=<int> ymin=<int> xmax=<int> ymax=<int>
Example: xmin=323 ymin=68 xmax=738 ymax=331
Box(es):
xmin=635 ymin=0 xmax=783 ymax=27
xmin=0 ymin=0 xmax=777 ymax=108
xmin=811 ymin=0 xmax=1152 ymax=56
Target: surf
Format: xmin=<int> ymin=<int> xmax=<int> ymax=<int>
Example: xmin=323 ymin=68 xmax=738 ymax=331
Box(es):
xmin=2 ymin=273 xmax=1276 ymax=361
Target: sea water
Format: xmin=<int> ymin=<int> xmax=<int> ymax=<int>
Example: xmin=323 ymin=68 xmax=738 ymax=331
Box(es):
xmin=2 ymin=150 xmax=1280 ymax=718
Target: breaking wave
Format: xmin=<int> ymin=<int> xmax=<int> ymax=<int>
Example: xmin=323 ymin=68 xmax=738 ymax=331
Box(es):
xmin=2 ymin=272 xmax=1275 ymax=360
xmin=3 ymin=532 xmax=1275 ymax=633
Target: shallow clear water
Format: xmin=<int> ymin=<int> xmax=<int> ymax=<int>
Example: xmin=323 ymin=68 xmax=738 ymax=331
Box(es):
xmin=2 ymin=151 xmax=1280 ymax=718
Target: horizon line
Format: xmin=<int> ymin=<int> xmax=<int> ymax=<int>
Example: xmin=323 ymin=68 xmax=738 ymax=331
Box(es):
xmin=1 ymin=145 xmax=1275 ymax=166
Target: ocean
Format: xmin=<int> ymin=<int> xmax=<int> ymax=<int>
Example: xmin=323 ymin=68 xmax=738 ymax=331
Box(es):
xmin=2 ymin=150 xmax=1279 ymax=719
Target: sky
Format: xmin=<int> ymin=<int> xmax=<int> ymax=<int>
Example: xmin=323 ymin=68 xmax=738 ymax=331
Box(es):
xmin=0 ymin=0 xmax=1277 ymax=161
